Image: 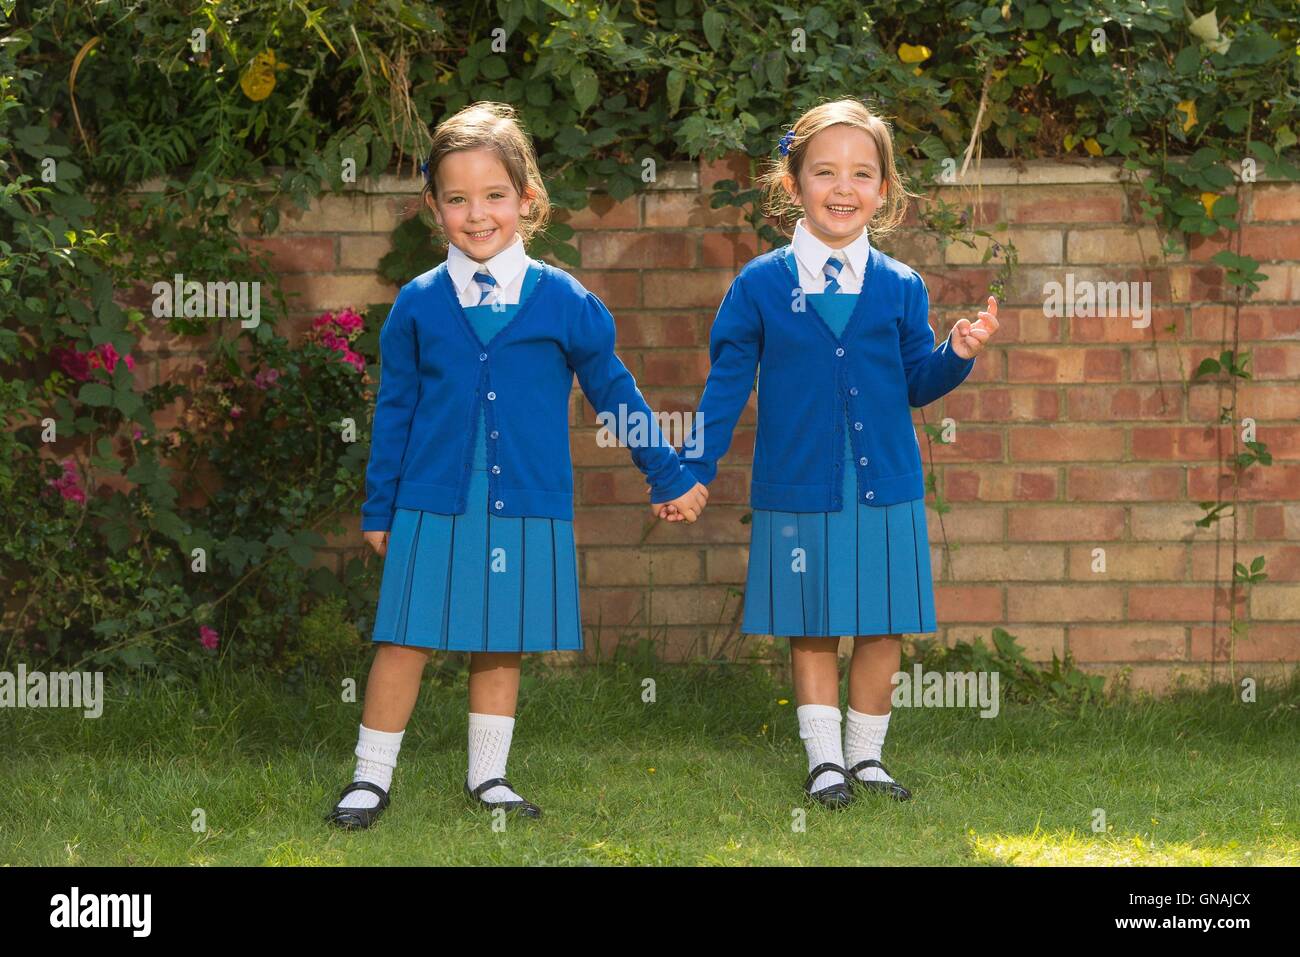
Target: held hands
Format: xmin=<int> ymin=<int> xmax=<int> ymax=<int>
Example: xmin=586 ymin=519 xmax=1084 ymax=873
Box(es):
xmin=647 ymin=481 xmax=709 ymax=523
xmin=363 ymin=530 xmax=389 ymax=557
xmin=950 ymin=295 xmax=1000 ymax=360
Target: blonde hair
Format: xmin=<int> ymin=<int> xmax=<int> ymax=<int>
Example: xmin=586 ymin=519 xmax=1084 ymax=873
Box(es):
xmin=757 ymin=98 xmax=914 ymax=241
xmin=421 ymin=101 xmax=551 ymax=243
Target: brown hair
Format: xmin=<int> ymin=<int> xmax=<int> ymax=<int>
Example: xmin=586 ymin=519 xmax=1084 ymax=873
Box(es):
xmin=757 ymin=98 xmax=914 ymax=241
xmin=420 ymin=101 xmax=551 ymax=244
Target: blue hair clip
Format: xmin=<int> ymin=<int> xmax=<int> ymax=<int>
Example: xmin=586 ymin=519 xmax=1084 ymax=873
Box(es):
xmin=419 ymin=158 xmax=430 ymax=180
xmin=778 ymin=130 xmax=795 ymax=156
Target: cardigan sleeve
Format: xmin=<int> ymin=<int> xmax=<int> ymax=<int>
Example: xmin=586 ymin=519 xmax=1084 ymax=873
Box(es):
xmin=680 ymin=273 xmax=762 ymax=487
xmin=898 ymin=271 xmax=976 ymax=408
xmin=565 ymin=292 xmax=697 ymax=504
xmin=360 ymin=287 xmax=419 ymax=532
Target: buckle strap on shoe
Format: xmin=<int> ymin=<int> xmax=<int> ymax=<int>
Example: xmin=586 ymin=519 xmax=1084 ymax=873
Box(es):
xmin=469 ymin=776 xmax=513 ymax=800
xmin=804 ymin=762 xmax=849 ymax=792
xmin=337 ymin=780 xmax=390 ymax=807
xmin=847 ymin=758 xmax=890 ymax=779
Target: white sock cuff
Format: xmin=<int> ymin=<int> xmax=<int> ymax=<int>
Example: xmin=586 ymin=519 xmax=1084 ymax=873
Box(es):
xmin=796 ymin=704 xmax=842 ymax=724
xmin=357 ymin=723 xmax=405 ymax=747
xmin=356 ymin=723 xmax=404 ymax=765
xmin=468 ymin=711 xmax=516 ymax=730
xmin=846 ymin=707 xmax=890 ymax=727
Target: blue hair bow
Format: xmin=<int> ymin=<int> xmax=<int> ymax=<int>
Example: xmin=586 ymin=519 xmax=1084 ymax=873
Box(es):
xmin=778 ymin=130 xmax=795 ymax=156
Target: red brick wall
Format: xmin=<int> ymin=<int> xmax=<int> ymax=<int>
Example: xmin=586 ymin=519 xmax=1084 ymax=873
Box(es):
xmin=141 ymin=158 xmax=1300 ymax=693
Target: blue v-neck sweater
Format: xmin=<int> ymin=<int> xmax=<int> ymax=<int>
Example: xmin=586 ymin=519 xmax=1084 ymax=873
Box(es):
xmin=681 ymin=245 xmax=976 ymax=511
xmin=360 ymin=261 xmax=697 ymax=532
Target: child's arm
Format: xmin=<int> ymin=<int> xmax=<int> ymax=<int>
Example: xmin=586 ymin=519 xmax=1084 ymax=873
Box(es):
xmin=899 ymin=272 xmax=977 ymax=408
xmin=360 ymin=289 xmax=418 ymax=533
xmin=680 ymin=275 xmax=761 ymax=487
xmin=566 ymin=292 xmax=699 ymax=505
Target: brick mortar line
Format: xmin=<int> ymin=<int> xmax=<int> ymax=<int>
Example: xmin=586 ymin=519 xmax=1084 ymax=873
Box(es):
xmin=134 ymin=159 xmax=1296 ymax=195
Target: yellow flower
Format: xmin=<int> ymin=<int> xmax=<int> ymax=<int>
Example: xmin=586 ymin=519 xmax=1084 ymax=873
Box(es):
xmin=647 ymin=767 xmax=656 ymax=773
xmin=1083 ymin=137 xmax=1102 ymax=156
xmin=777 ymin=698 xmax=789 ymax=705
xmin=898 ymin=43 xmax=932 ymax=64
xmin=1201 ymin=192 xmax=1220 ymax=216
xmin=240 ymin=50 xmax=281 ymax=102
xmin=1176 ymin=99 xmax=1198 ymax=133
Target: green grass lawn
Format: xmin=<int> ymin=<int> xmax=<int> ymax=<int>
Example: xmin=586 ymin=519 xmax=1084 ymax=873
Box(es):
xmin=3 ymin=658 xmax=1297 ymax=866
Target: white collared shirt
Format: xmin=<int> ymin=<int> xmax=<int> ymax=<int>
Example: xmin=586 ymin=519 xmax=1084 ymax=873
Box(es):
xmin=446 ymin=233 xmax=528 ymax=306
xmin=791 ymin=218 xmax=871 ymax=293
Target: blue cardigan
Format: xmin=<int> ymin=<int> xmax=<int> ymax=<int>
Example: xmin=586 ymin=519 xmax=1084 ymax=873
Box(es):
xmin=361 ymin=261 xmax=697 ymax=531
xmin=682 ymin=245 xmax=976 ymax=511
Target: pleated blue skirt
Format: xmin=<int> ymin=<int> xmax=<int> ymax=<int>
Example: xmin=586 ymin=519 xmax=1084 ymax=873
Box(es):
xmin=741 ymin=434 xmax=937 ymax=638
xmin=370 ymin=465 xmax=584 ymax=653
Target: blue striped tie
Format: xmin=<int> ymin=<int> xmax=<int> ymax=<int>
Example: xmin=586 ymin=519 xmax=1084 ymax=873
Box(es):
xmin=473 ymin=270 xmax=498 ymax=306
xmin=822 ymin=255 xmax=844 ymax=295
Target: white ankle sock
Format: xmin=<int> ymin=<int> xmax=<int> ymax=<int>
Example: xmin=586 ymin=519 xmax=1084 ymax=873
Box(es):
xmin=339 ymin=724 xmax=404 ymax=809
xmin=796 ymin=703 xmax=846 ymax=792
xmin=468 ymin=712 xmax=524 ymax=803
xmin=845 ymin=707 xmax=894 ymax=783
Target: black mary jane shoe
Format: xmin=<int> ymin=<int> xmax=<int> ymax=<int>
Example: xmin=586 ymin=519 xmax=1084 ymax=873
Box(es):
xmin=803 ymin=762 xmax=855 ymax=810
xmin=847 ymin=759 xmax=912 ymax=802
xmin=464 ymin=777 xmax=542 ymax=819
xmin=325 ymin=781 xmax=391 ymax=830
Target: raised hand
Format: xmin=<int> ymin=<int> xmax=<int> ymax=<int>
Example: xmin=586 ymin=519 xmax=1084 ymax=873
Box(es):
xmin=951 ymin=295 xmax=999 ymax=359
xmin=647 ymin=481 xmax=709 ymax=523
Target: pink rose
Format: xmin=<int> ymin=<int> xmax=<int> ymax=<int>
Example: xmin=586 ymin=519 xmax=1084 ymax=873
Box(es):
xmin=98 ymin=343 xmax=137 ymax=373
xmin=335 ymin=309 xmax=364 ymax=333
xmin=47 ymin=458 xmax=86 ymax=504
xmin=53 ymin=343 xmax=137 ymax=381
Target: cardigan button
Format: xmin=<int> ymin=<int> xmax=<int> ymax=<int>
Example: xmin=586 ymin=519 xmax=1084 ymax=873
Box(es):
xmin=849 ymin=387 xmax=859 ymax=396
xmin=854 ymin=421 xmax=863 ymax=431
xmin=865 ymin=491 xmax=875 ymax=500
xmin=491 ymin=465 xmax=501 ymax=474
xmin=489 ymin=430 xmax=499 ymax=439
xmin=859 ymin=456 xmax=868 ymax=466
xmin=494 ymin=500 xmax=503 ymax=510
xmin=835 ymin=347 xmax=845 ymax=357
xmin=487 ymin=391 xmax=496 ymax=400
xmin=479 ymin=353 xmax=487 ymax=361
